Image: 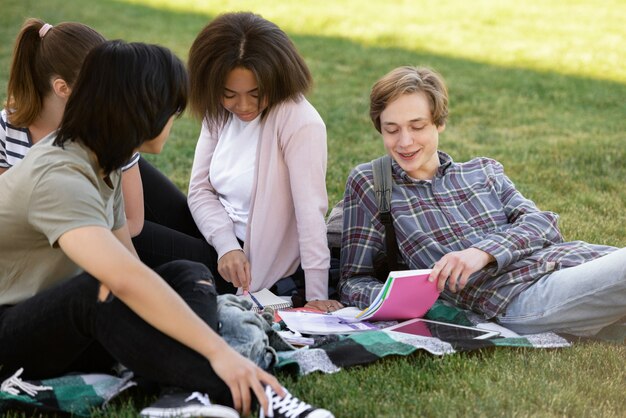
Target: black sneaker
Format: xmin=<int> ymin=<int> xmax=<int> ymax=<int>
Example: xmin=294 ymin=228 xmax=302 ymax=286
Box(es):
xmin=140 ymin=391 xmax=239 ymax=418
xmin=260 ymin=386 xmax=334 ymax=418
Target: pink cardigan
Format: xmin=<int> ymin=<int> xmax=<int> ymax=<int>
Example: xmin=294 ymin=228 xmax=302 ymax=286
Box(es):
xmin=188 ymin=96 xmax=330 ymax=300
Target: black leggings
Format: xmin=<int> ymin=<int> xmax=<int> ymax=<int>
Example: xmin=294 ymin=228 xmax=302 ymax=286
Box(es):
xmin=0 ymin=261 xmax=234 ymax=406
xmin=131 ymin=158 xmax=236 ymax=294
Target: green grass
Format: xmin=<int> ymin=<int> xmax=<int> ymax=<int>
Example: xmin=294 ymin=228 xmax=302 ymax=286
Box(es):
xmin=1 ymin=0 xmax=625 ymax=416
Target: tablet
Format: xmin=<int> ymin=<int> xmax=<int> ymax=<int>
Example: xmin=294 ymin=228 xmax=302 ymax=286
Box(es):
xmin=385 ymin=318 xmax=500 ymax=340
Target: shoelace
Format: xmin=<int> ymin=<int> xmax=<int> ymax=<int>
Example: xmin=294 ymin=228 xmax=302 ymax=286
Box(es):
xmin=185 ymin=391 xmax=212 ymax=406
xmin=0 ymin=368 xmax=52 ymax=397
xmin=265 ymin=386 xmax=311 ymax=418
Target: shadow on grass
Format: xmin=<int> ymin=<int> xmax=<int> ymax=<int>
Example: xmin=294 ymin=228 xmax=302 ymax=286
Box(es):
xmin=2 ymin=1 xmax=625 ymax=214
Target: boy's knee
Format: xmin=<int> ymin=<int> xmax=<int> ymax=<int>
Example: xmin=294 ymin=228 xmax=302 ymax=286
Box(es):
xmin=155 ymin=260 xmax=214 ymax=281
xmin=97 ymin=284 xmax=113 ymax=302
xmin=193 ymin=279 xmax=217 ymax=296
xmin=154 ymin=260 xmax=216 ymax=294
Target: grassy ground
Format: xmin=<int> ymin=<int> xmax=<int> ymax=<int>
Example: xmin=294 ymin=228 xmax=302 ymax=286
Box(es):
xmin=1 ymin=1 xmax=625 ymax=417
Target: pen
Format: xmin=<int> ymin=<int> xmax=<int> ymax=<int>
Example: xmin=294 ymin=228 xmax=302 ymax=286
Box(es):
xmin=246 ymin=291 xmax=264 ymax=310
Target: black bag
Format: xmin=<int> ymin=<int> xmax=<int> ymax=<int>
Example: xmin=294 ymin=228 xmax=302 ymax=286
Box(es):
xmin=371 ymin=155 xmax=407 ymax=279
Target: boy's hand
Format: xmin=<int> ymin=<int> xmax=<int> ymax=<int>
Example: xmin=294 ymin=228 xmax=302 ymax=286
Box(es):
xmin=429 ymin=248 xmax=494 ymax=293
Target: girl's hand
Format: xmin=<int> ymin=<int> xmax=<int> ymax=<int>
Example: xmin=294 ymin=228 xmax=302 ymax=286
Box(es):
xmin=218 ymin=250 xmax=251 ymax=290
xmin=429 ymin=248 xmax=494 ymax=293
xmin=209 ymin=343 xmax=284 ymax=416
xmin=304 ymin=299 xmax=344 ymax=313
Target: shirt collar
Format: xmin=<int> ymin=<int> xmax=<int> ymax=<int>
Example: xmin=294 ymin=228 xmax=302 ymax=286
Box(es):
xmin=391 ymin=150 xmax=454 ymax=184
xmin=436 ymin=151 xmax=453 ymax=175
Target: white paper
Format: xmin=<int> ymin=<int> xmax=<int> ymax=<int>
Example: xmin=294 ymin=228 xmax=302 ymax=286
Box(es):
xmin=279 ymin=310 xmax=378 ymax=335
xmin=329 ymin=306 xmax=363 ymax=322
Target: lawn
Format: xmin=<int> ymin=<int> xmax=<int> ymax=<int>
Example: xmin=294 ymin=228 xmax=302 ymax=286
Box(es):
xmin=1 ymin=0 xmax=625 ymax=417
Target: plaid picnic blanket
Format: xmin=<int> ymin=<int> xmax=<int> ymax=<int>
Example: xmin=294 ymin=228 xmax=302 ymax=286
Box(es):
xmin=2 ymin=302 xmax=622 ymax=415
xmin=0 ymin=368 xmax=135 ymax=417
xmin=275 ymin=301 xmax=573 ymax=375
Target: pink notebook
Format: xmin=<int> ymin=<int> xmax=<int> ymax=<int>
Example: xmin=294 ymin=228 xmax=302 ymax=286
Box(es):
xmin=356 ymin=269 xmax=439 ymax=321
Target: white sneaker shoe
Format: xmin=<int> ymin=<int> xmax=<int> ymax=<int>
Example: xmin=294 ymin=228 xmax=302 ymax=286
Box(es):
xmin=140 ymin=390 xmax=239 ymax=418
xmin=260 ymin=386 xmax=334 ymax=418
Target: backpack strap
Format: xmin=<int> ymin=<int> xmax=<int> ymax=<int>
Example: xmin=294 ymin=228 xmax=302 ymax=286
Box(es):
xmin=372 ymin=155 xmax=402 ymax=271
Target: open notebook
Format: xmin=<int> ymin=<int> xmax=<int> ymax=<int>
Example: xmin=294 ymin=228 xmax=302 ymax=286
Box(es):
xmin=239 ymin=288 xmax=293 ymax=313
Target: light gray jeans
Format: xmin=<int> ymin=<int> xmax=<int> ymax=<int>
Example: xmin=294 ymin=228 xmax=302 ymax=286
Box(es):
xmin=497 ymin=247 xmax=626 ymax=336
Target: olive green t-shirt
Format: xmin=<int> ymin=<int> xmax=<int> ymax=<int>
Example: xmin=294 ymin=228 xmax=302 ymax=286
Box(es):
xmin=0 ymin=134 xmax=125 ymax=305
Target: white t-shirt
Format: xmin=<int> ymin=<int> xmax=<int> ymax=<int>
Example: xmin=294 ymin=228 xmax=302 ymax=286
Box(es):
xmin=209 ymin=114 xmax=261 ymax=241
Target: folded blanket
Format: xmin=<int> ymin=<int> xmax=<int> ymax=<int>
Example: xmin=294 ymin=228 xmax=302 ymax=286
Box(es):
xmin=0 ymin=368 xmax=135 ymax=417
xmin=276 ymin=328 xmax=570 ymax=375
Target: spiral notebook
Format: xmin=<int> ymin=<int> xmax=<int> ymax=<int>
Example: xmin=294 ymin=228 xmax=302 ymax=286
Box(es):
xmin=239 ymin=288 xmax=293 ymax=313
xmin=355 ymin=269 xmax=439 ymax=321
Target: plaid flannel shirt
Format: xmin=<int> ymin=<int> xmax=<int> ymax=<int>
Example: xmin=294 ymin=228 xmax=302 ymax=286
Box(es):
xmin=339 ymin=152 xmax=616 ymax=319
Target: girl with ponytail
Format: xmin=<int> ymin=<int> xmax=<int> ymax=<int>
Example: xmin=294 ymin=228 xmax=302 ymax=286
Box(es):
xmin=1 ymin=19 xmax=144 ymax=237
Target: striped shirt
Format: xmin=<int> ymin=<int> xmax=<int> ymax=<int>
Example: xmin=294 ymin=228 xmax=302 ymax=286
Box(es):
xmin=1 ymin=109 xmax=140 ymax=171
xmin=339 ymin=151 xmax=616 ymax=319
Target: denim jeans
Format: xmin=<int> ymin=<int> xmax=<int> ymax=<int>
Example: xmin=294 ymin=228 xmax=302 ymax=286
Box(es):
xmin=132 ymin=157 xmax=236 ymax=295
xmin=0 ymin=260 xmax=233 ymax=406
xmin=497 ymin=247 xmax=626 ymax=336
